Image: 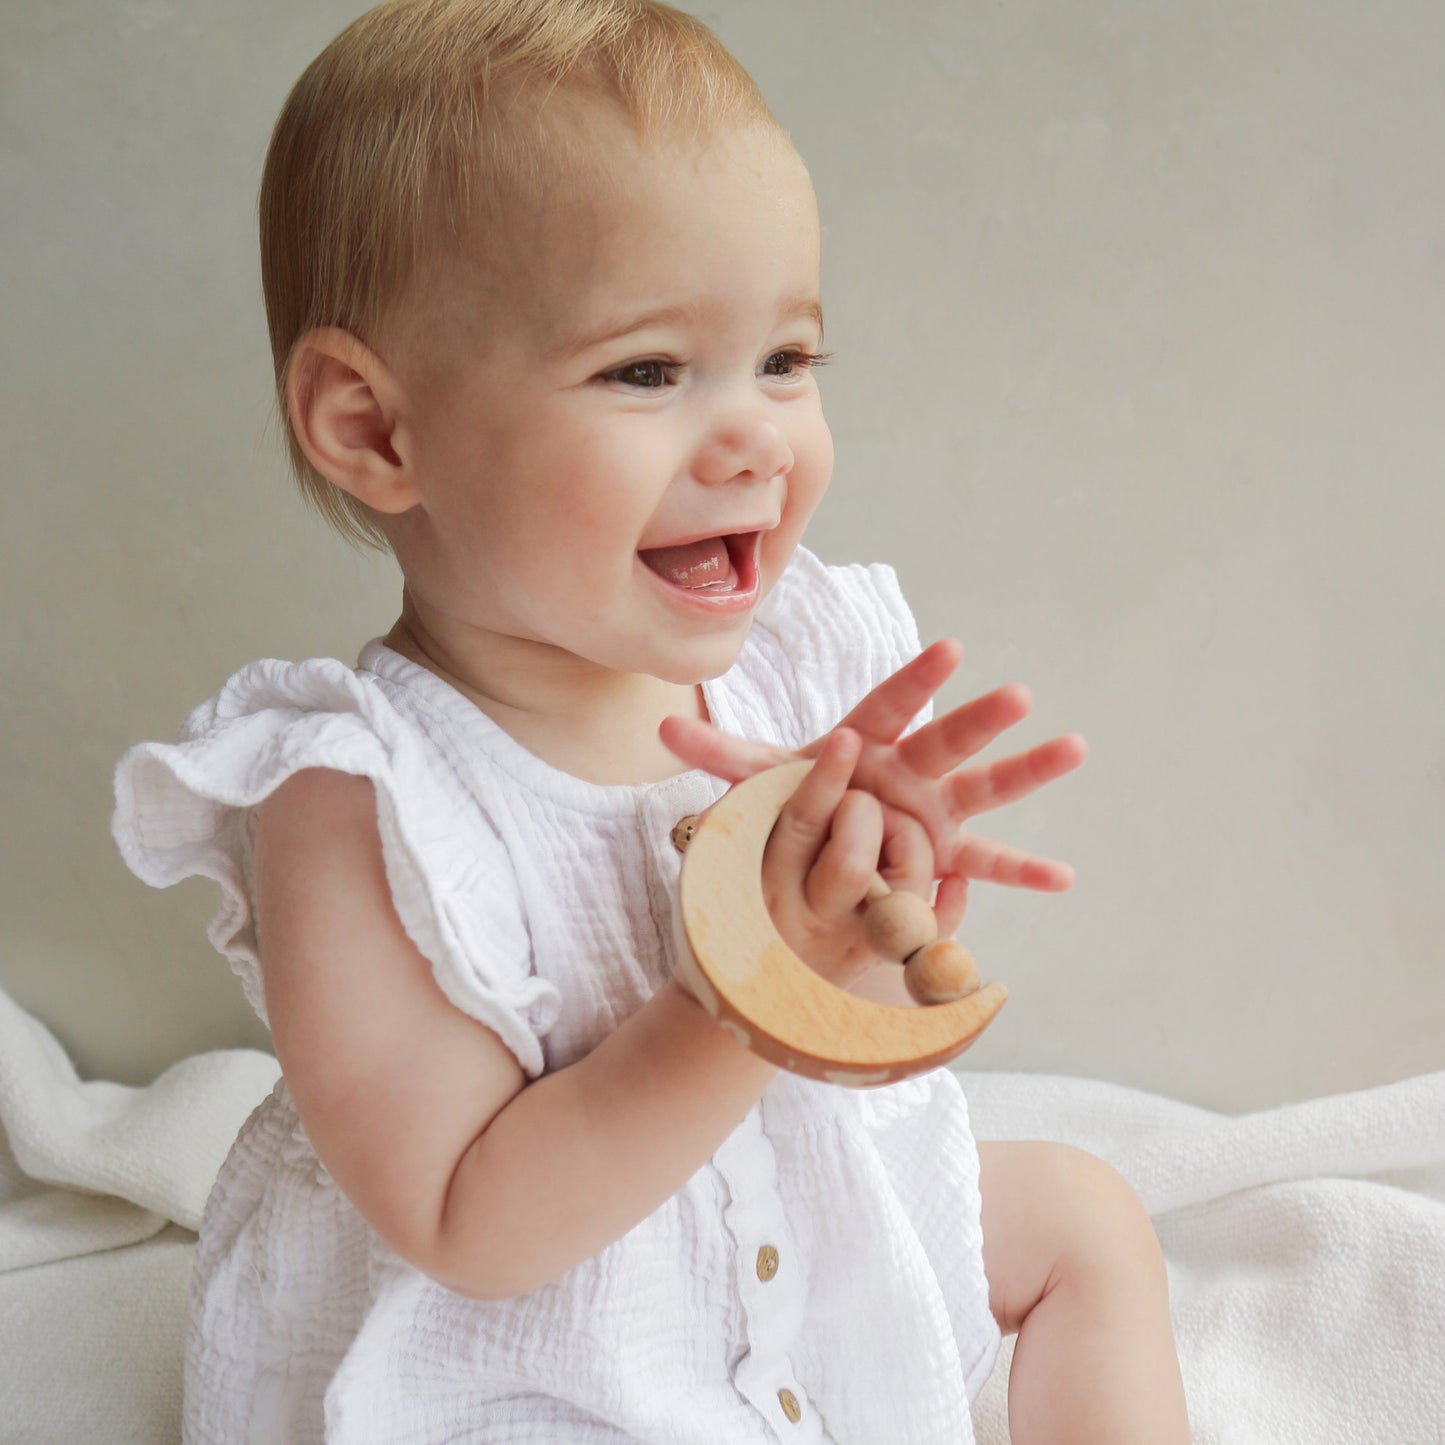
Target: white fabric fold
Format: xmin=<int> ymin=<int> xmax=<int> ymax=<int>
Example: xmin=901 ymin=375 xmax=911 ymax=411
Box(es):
xmin=0 ymin=984 xmax=280 ymax=1271
xmin=964 ymin=1068 xmax=1445 ymax=1214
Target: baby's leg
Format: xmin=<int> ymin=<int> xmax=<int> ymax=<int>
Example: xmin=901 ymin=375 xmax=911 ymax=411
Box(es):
xmin=977 ymin=1141 xmax=1191 ymax=1444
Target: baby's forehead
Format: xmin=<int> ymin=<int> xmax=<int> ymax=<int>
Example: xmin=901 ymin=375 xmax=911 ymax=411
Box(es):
xmin=428 ymin=117 xmax=815 ymax=331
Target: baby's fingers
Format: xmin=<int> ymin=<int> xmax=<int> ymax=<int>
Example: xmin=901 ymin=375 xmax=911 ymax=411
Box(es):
xmin=897 ymin=682 xmax=1033 ymax=779
xmin=804 ymin=788 xmax=886 ymax=921
xmin=947 ymin=832 xmax=1076 ymax=892
xmin=931 ymin=874 xmax=970 ymax=938
xmin=947 ymin=733 xmax=1088 ymax=818
xmin=658 ymin=712 xmax=792 ymax=784
xmin=877 ymin=802 xmax=935 ymax=900
xmin=829 ymin=639 xmax=965 ymax=747
xmin=763 ymin=730 xmax=862 ymax=889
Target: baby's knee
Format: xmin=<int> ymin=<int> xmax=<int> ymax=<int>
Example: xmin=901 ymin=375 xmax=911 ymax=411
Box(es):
xmin=1047 ymin=1144 xmax=1164 ymax=1291
xmin=979 ymin=1140 xmax=1167 ymax=1334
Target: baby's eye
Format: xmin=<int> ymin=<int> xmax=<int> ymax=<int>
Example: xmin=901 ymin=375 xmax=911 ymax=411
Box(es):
xmin=760 ymin=348 xmax=833 ymax=379
xmin=604 ymin=359 xmax=678 ymax=389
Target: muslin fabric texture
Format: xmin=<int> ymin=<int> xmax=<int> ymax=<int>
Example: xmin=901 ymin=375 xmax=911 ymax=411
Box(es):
xmin=113 ymin=545 xmax=1000 ymax=1444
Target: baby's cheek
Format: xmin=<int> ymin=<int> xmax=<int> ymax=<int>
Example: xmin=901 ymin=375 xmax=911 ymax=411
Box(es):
xmin=757 ymin=525 xmax=802 ymax=598
xmin=790 ymin=416 xmax=834 ymax=510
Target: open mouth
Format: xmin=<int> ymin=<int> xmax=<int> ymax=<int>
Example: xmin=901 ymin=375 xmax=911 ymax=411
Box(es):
xmin=638 ymin=532 xmax=760 ymax=595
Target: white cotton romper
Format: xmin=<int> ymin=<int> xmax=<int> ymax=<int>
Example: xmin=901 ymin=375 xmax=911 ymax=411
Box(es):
xmin=113 ymin=545 xmax=1001 ymax=1445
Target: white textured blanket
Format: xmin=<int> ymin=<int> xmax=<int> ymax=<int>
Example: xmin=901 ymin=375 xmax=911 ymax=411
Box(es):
xmin=1 ymin=983 xmax=1441 ymax=1443
xmin=965 ymin=1070 xmax=1445 ymax=1443
xmin=0 ymin=986 xmax=278 ymax=1442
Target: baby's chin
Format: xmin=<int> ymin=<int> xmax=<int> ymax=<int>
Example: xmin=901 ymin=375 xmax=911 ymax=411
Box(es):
xmin=659 ymin=600 xmax=774 ymax=675
xmin=642 ymin=635 xmax=753 ymax=688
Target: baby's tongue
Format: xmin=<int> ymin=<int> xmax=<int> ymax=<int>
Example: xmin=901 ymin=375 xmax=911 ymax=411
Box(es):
xmin=640 ymin=536 xmax=732 ymax=589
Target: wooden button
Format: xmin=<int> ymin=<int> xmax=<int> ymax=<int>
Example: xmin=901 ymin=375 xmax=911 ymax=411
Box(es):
xmin=671 ymin=814 xmax=698 ymax=853
xmin=777 ymin=1388 xmax=802 ymax=1424
xmin=756 ymin=1244 xmax=779 ymax=1282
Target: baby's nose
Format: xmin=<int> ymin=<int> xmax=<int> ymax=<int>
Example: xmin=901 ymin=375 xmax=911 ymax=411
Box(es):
xmin=693 ymin=412 xmax=793 ymax=486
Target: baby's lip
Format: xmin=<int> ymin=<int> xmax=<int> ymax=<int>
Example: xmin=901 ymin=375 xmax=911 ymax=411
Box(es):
xmin=638 ymin=522 xmax=777 ymax=551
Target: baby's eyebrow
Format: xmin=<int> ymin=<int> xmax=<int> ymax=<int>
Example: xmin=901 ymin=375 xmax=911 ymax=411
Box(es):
xmin=791 ymin=296 xmax=827 ymax=339
xmin=549 ymin=303 xmax=699 ymax=359
xmin=548 ymin=294 xmax=825 ymax=360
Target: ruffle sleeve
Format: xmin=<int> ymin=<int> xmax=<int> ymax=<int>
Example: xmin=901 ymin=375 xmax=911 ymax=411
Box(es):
xmin=112 ymin=657 xmax=559 ymax=1078
xmin=753 ymin=546 xmax=935 ymax=742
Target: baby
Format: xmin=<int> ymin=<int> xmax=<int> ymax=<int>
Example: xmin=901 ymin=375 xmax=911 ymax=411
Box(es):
xmin=114 ymin=1 xmax=1190 ymax=1441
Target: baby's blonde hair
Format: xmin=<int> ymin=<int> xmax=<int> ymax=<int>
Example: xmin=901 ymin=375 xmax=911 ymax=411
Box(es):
xmin=260 ymin=0 xmax=776 ymax=550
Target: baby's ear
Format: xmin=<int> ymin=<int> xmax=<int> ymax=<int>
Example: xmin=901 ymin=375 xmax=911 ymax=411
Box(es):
xmin=285 ymin=328 xmax=419 ymax=514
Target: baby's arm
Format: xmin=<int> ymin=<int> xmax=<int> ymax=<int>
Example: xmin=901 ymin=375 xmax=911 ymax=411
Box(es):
xmin=253 ymin=733 xmax=885 ymax=1301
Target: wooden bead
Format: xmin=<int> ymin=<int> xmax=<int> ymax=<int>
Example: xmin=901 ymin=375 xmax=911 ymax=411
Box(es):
xmin=904 ymin=939 xmax=981 ymax=1005
xmin=862 ymin=890 xmax=939 ymax=963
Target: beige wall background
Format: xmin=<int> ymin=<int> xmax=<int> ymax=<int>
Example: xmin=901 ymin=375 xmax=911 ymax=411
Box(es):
xmin=2 ymin=1 xmax=1440 ymax=1112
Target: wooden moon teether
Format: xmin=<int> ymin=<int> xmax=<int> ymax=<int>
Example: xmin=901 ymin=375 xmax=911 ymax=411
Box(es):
xmin=675 ymin=760 xmax=1007 ymax=1087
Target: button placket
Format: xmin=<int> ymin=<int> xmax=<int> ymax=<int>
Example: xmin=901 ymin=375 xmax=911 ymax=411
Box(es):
xmin=656 ymin=782 xmax=832 ymax=1442
xmin=716 ymin=1122 xmax=803 ymax=1344
xmin=733 ymin=1354 xmax=820 ymax=1441
xmin=713 ymin=1112 xmax=826 ymax=1441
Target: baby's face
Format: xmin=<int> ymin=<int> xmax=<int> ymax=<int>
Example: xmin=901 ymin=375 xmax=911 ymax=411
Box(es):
xmin=388 ymin=115 xmax=832 ymax=687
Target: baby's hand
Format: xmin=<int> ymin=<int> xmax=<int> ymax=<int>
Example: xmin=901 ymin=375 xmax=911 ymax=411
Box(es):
xmin=660 ymin=639 xmax=1087 ymax=896
xmin=753 ymin=729 xmax=958 ymax=988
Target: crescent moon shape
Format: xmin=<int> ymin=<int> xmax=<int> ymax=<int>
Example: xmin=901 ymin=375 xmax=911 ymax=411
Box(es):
xmin=676 ymin=761 xmax=1007 ymax=1087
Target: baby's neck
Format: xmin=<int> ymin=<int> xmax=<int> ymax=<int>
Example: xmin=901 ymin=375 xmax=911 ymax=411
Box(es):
xmin=502 ymin=692 xmax=708 ymax=787
xmin=381 ymin=615 xmax=709 ymax=788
